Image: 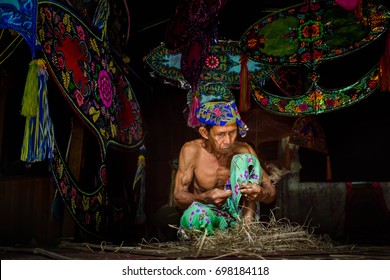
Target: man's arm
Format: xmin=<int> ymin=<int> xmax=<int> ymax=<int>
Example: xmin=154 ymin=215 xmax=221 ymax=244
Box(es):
xmin=258 ymin=171 xmax=276 ymax=204
xmin=173 ymin=142 xmax=198 ymax=209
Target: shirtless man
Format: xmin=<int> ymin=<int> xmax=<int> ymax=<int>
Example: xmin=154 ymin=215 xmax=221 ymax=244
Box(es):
xmin=174 ymin=101 xmax=276 ymax=235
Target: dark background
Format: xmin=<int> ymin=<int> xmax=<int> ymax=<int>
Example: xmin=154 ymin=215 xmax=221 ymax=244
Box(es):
xmin=0 ymin=0 xmax=389 ymax=243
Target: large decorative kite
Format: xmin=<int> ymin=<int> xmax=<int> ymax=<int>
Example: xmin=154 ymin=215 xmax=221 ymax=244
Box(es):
xmin=0 ymin=0 xmax=145 ymax=238
xmin=239 ymin=0 xmax=389 ymax=116
xmin=36 ymin=0 xmax=145 ymax=238
xmin=145 ymin=40 xmax=277 ymax=124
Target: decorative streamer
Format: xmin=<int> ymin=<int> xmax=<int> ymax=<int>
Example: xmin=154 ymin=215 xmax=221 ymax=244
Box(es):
xmin=20 ymin=59 xmax=54 ymax=162
xmin=239 ymin=53 xmax=251 ymax=112
xmin=92 ymin=0 xmax=110 ymax=39
xmin=187 ymin=94 xmax=200 ymax=127
xmin=133 ymin=146 xmax=147 ymax=225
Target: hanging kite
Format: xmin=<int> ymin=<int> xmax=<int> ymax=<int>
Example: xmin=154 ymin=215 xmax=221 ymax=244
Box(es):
xmin=145 ymin=40 xmax=276 ymax=90
xmin=36 ymin=0 xmax=145 ymax=238
xmin=0 ymin=0 xmax=146 ymax=239
xmin=239 ymin=0 xmax=389 ymax=116
xmin=144 ymin=40 xmax=277 ymax=124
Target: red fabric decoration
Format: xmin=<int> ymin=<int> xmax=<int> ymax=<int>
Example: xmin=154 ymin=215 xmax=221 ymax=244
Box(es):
xmin=165 ymin=0 xmax=227 ymax=91
xmin=187 ymin=95 xmax=201 ymax=127
xmin=239 ymin=53 xmax=251 ymax=112
xmin=335 ymin=0 xmax=359 ymax=10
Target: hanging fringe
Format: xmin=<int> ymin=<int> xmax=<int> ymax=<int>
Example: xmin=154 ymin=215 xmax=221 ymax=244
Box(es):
xmin=20 ymin=59 xmax=55 ymax=163
xmin=380 ymin=32 xmax=390 ymax=92
xmin=133 ymin=146 xmax=147 ymax=225
xmin=187 ymin=94 xmax=201 ymax=127
xmin=21 ymin=60 xmax=39 ymax=117
xmin=239 ymin=53 xmax=251 ymax=112
xmin=326 ymin=155 xmax=332 ymax=181
xmin=92 ymin=0 xmax=110 ymax=39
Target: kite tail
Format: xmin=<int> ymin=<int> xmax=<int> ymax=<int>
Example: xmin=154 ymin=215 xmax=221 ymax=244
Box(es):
xmin=20 ymin=59 xmax=54 ymax=162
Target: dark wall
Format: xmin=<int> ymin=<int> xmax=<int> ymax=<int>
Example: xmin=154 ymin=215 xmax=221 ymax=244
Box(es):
xmin=1 ymin=0 xmax=390 ymax=243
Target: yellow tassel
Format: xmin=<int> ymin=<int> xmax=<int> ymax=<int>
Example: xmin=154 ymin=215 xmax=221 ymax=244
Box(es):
xmin=20 ymin=59 xmax=54 ymax=162
xmin=326 ymin=155 xmax=332 ymax=181
xmin=21 ymin=60 xmax=39 ymax=117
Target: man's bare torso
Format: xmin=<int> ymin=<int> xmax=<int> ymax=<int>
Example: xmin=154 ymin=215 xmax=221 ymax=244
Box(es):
xmin=191 ymin=139 xmax=252 ymax=194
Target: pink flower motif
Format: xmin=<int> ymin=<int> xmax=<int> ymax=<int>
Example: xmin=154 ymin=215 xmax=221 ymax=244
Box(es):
xmin=260 ymin=97 xmax=269 ymax=106
xmin=98 ymin=70 xmax=113 ymax=108
xmin=44 ymin=42 xmax=51 ymax=54
xmin=100 ymin=166 xmax=107 ymax=185
xmin=278 ymin=99 xmax=288 ymax=108
xmin=57 ymin=55 xmax=65 ymax=69
xmin=205 ymin=55 xmax=220 ymax=69
xmin=76 ymin=25 xmax=86 ymax=41
xmin=368 ymin=79 xmax=377 ymax=89
xmin=214 ymin=108 xmax=221 ymax=116
xmin=58 ymin=22 xmax=65 ymax=35
xmin=60 ymin=181 xmax=67 ymax=195
xmin=44 ymin=7 xmax=52 ymax=21
xmin=325 ymin=98 xmax=335 ymax=107
xmin=299 ymin=103 xmax=309 ymax=111
xmin=301 ymin=52 xmax=312 ymax=62
xmin=75 ymin=90 xmax=84 ymax=106
xmin=313 ymin=50 xmax=323 ymax=61
xmin=85 ymin=212 xmax=91 ymax=225
xmin=71 ymin=187 xmax=77 ymax=198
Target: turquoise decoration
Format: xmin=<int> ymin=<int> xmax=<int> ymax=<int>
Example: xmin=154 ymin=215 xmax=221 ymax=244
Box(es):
xmin=144 ymin=40 xmax=276 ymax=89
xmin=187 ymin=82 xmax=235 ymax=105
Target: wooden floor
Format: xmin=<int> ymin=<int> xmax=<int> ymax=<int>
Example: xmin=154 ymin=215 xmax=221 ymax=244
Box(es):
xmin=1 ymin=241 xmax=390 ymax=260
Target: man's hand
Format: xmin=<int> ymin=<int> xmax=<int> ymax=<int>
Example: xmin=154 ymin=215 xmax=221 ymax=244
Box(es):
xmin=239 ymin=183 xmax=270 ymax=202
xmin=204 ymin=188 xmax=232 ymax=207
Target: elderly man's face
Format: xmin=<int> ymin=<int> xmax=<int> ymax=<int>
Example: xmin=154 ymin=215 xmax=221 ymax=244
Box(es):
xmin=208 ymin=124 xmax=238 ymax=153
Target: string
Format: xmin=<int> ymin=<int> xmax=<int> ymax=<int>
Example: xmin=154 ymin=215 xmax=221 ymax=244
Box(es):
xmin=0 ymin=33 xmax=24 ymax=65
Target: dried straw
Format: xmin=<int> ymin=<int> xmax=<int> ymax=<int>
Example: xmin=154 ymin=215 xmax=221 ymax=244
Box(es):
xmin=168 ymin=211 xmax=346 ymax=258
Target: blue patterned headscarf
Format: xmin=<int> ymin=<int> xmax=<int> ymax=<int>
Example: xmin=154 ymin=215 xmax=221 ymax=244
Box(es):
xmin=196 ymin=101 xmax=248 ymax=137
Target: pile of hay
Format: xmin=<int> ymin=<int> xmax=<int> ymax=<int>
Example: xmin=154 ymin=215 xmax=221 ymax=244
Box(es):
xmin=170 ymin=213 xmax=347 ymax=258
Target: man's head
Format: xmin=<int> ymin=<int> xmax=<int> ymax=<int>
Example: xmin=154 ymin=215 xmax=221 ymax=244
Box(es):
xmin=199 ymin=123 xmax=238 ymax=154
xmin=196 ymin=101 xmax=248 ymax=137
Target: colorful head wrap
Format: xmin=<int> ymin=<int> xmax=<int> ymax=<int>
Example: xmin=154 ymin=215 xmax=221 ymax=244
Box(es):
xmin=196 ymin=101 xmax=248 ymax=137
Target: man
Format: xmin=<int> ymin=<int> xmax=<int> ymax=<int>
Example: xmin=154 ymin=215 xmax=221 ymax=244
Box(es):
xmin=174 ymin=101 xmax=276 ymax=236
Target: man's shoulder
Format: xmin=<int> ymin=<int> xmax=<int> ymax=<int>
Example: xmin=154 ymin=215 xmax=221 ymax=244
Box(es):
xmin=181 ymin=139 xmax=203 ymax=153
xmin=234 ymin=141 xmax=253 ymax=153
